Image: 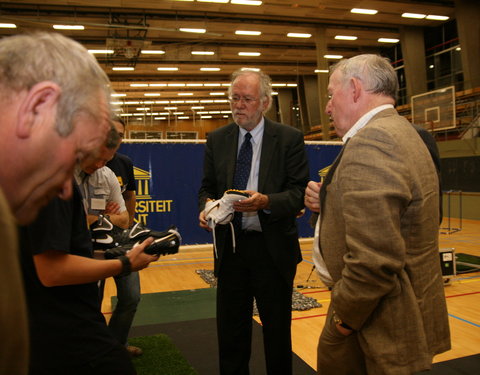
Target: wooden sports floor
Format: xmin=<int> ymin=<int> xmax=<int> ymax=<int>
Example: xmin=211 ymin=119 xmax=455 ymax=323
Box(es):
xmin=102 ymin=218 xmax=480 ymax=371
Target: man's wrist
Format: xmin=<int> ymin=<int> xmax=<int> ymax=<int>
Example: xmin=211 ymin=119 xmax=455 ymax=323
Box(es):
xmin=333 ymin=311 xmax=353 ymax=330
xmin=117 ymin=255 xmax=132 ymax=277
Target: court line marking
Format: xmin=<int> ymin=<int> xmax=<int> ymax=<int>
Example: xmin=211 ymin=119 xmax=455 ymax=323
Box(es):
xmin=448 ymin=313 xmax=480 ymax=328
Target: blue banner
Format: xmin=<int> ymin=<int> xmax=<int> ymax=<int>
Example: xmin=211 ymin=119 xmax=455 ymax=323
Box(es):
xmin=119 ymin=141 xmax=341 ymax=245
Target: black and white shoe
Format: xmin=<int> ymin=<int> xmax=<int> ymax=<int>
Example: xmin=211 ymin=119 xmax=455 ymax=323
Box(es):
xmin=90 ymin=215 xmax=181 ymax=258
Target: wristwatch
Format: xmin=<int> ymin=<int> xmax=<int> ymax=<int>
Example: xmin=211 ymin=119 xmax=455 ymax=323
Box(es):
xmin=333 ymin=311 xmax=353 ymax=330
xmin=117 ymin=255 xmax=132 ymax=277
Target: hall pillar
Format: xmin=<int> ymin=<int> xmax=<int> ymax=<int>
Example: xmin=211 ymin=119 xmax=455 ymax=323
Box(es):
xmin=400 ymin=26 xmax=428 ymax=98
xmin=455 ymin=0 xmax=480 ymax=89
xmin=315 ymin=26 xmax=331 ymax=140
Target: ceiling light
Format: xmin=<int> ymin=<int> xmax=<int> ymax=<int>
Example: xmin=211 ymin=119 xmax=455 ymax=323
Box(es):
xmin=200 ymin=67 xmax=221 ymax=71
xmin=187 ymin=83 xmax=203 ymax=87
xmin=198 ymin=0 xmax=228 ymax=3
xmin=141 ymin=50 xmax=165 ymax=54
xmin=351 ymin=8 xmax=378 ymax=15
xmin=235 ymin=30 xmax=262 ymax=36
xmin=178 ymin=116 xmax=189 ymax=119
xmin=53 ymin=24 xmax=85 ymax=30
xmin=136 ymin=107 xmax=150 ymax=111
xmin=231 ymin=0 xmax=262 ymax=5
xmin=315 ymin=69 xmax=329 ymax=73
xmin=186 ymin=100 xmax=199 ymax=103
xmin=0 ymin=23 xmax=16 ymax=28
xmin=155 ymin=117 xmax=167 ymax=120
xmin=124 ymin=101 xmax=140 ymax=105
xmin=173 ymin=112 xmax=185 ymax=115
xmin=112 ymin=67 xmax=134 ymax=71
xmin=272 ymin=83 xmax=286 ymax=87
xmin=144 ymin=101 xmax=154 ymax=104
xmin=287 ymin=83 xmax=298 ymax=87
xmin=456 ymin=47 xmax=461 ymax=51
xmin=168 ymin=83 xmax=186 ymax=87
xmin=149 ymin=83 xmax=167 ymax=87
xmin=164 ymin=107 xmax=177 ymax=110
xmin=214 ymin=100 xmax=229 ymax=103
xmin=157 ymin=67 xmax=179 ymax=71
xmin=378 ymin=38 xmax=399 ymax=43
xmin=112 ymin=93 xmax=127 ymax=97
xmin=204 ymin=83 xmax=221 ymax=87
xmin=192 ymin=51 xmax=215 ymax=55
xmin=201 ymin=116 xmax=213 ymax=119
xmin=130 ymin=83 xmax=148 ymax=87
xmin=171 ymin=100 xmax=185 ymax=103
xmin=200 ymin=100 xmax=214 ymax=103
xmin=402 ymin=13 xmax=426 ymax=19
xmin=178 ymin=93 xmax=194 ymax=96
xmin=210 ymin=92 xmax=225 ymax=96
xmin=324 ymin=54 xmax=343 ymax=59
xmin=191 ymin=106 xmax=205 ymax=110
xmin=238 ymin=52 xmax=261 ymax=56
xmin=426 ymin=15 xmax=449 ymax=21
xmin=144 ymin=93 xmax=161 ymax=97
xmin=156 ymin=101 xmax=170 ymax=104
xmin=179 ymin=28 xmax=206 ymax=33
xmin=241 ymin=67 xmax=260 ymax=72
xmin=88 ymin=49 xmax=114 ymax=54
xmin=335 ymin=35 xmax=357 ymax=40
xmin=287 ymin=33 xmax=312 ymax=38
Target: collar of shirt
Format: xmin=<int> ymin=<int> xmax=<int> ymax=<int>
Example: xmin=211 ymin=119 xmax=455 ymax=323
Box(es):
xmin=342 ymin=104 xmax=394 ymax=143
xmin=237 ymin=116 xmax=264 ymax=148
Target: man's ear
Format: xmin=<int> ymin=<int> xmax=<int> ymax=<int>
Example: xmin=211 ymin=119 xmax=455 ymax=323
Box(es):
xmin=16 ymin=81 xmax=61 ymax=138
xmin=350 ymin=77 xmax=362 ymax=103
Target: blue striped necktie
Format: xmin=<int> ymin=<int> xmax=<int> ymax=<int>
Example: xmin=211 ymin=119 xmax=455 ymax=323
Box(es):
xmin=232 ymin=132 xmax=252 ymax=232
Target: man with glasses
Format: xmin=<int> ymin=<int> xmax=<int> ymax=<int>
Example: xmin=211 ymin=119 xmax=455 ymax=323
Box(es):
xmin=198 ymin=69 xmax=309 ymax=375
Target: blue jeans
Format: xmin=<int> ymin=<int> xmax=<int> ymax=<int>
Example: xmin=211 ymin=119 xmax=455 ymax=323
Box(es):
xmin=106 ymin=271 xmax=141 ymax=346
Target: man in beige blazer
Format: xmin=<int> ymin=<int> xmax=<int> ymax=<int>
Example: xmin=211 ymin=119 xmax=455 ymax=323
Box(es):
xmin=304 ymin=54 xmax=450 ymax=374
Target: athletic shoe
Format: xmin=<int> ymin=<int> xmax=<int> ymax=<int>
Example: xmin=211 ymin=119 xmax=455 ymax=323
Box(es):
xmin=203 ymin=189 xmax=250 ymax=257
xmin=90 ymin=215 xmax=181 ymax=258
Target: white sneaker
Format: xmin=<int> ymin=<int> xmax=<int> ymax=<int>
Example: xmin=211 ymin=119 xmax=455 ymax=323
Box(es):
xmin=204 ymin=190 xmax=250 ymax=257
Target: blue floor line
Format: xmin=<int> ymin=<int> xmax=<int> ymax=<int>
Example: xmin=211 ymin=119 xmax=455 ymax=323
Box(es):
xmin=448 ymin=313 xmax=480 ymax=328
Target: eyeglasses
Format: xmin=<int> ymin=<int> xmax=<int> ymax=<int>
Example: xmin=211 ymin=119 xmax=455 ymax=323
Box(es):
xmin=228 ymin=96 xmax=259 ymax=105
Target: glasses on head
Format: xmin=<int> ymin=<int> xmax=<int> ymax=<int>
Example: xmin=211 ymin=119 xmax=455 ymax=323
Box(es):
xmin=228 ymin=96 xmax=259 ymax=105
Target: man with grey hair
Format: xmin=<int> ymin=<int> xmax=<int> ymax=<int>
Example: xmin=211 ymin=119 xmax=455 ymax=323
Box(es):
xmin=0 ymin=32 xmax=112 ymax=374
xmin=199 ymin=69 xmax=309 ymax=374
xmin=304 ymin=54 xmax=450 ymax=374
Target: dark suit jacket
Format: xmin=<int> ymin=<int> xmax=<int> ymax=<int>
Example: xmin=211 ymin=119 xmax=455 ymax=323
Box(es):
xmin=199 ymin=118 xmax=309 ymax=283
xmin=320 ymin=108 xmax=450 ymax=373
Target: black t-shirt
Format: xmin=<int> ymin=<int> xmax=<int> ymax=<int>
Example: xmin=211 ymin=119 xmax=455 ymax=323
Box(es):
xmin=106 ymin=152 xmax=136 ymax=193
xmin=19 ymin=184 xmax=119 ymax=370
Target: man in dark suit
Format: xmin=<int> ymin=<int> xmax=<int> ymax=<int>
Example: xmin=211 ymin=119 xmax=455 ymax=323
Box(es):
xmin=304 ymin=54 xmax=450 ymax=374
xmin=198 ymin=69 xmax=309 ymax=375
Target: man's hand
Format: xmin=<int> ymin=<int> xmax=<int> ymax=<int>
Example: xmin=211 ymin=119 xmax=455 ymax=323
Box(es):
xmin=126 ymin=237 xmax=159 ymax=271
xmin=304 ymin=181 xmax=322 ymax=213
xmin=336 ymin=323 xmax=353 ymax=336
xmin=198 ymin=210 xmax=211 ymax=231
xmin=232 ymin=191 xmax=269 ymax=212
xmin=104 ymin=201 xmax=121 ymax=215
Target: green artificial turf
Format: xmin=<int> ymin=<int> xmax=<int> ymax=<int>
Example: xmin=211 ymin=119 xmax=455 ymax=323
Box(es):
xmin=130 ymin=334 xmax=198 ymax=375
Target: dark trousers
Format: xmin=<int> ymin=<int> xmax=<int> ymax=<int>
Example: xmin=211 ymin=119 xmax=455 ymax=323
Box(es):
xmin=217 ymin=231 xmax=293 ymax=375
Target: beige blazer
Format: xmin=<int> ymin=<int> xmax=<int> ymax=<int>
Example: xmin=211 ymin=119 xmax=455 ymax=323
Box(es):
xmin=320 ymin=108 xmax=450 ymax=373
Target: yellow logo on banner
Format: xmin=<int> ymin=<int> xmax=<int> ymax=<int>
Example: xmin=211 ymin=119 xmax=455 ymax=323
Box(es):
xmin=133 ymin=166 xmax=173 ymax=225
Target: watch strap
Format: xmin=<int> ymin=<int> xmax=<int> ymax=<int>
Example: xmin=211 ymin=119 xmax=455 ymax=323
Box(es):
xmin=117 ymin=255 xmax=132 ymax=277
